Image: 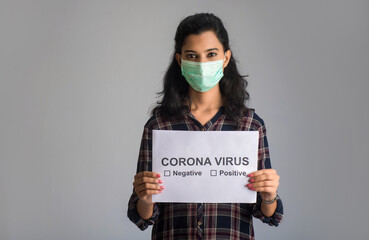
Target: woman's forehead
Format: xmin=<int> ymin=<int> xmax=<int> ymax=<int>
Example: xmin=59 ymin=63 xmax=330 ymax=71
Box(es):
xmin=182 ymin=31 xmax=223 ymax=52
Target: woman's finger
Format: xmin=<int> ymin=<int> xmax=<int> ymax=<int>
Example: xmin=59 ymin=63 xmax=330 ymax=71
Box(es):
xmin=134 ymin=176 xmax=162 ymax=186
xmin=137 ymin=189 xmax=163 ymax=199
xmin=134 ymin=171 xmax=161 ymax=180
xmin=247 ymin=181 xmax=276 ymax=188
xmin=135 ymin=182 xmax=164 ymax=191
xmin=249 ymin=172 xmax=279 ymax=183
xmin=135 ymin=182 xmax=165 ymax=196
xmin=252 ymin=186 xmax=277 ymax=193
xmin=247 ymin=169 xmax=276 ymax=177
xmin=249 ymin=174 xmax=272 ymax=183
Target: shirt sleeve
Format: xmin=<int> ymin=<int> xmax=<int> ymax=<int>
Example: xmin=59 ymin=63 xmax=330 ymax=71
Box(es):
xmin=127 ymin=191 xmax=160 ymax=230
xmin=251 ymin=119 xmax=284 ymax=226
xmin=252 ymin=192 xmax=283 ymax=226
xmin=127 ymin=125 xmax=160 ymax=230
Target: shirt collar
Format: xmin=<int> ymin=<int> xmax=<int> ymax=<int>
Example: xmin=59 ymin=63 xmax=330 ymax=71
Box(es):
xmin=184 ymin=106 xmax=225 ymax=129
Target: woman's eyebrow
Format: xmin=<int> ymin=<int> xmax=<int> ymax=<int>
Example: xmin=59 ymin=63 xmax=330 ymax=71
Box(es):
xmin=184 ymin=48 xmax=219 ymax=53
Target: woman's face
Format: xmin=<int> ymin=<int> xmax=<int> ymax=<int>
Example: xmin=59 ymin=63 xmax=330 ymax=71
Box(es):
xmin=175 ymin=30 xmax=231 ymax=69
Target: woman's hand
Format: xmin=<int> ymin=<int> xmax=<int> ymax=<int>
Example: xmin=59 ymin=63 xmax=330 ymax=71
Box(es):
xmin=246 ymin=169 xmax=279 ymax=201
xmin=133 ymin=171 xmax=164 ymax=205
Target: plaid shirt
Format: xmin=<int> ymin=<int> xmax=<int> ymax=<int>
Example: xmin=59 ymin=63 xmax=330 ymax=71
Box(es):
xmin=128 ymin=106 xmax=284 ymax=240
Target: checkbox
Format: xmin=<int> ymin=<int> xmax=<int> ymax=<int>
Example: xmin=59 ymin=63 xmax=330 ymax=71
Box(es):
xmin=164 ymin=170 xmax=171 ymax=177
xmin=210 ymin=170 xmax=217 ymax=176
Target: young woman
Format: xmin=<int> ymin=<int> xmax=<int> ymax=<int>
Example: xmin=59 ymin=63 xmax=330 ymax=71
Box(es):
xmin=128 ymin=13 xmax=283 ymax=240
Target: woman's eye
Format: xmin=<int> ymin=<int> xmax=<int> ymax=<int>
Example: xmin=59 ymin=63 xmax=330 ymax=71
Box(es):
xmin=186 ymin=54 xmax=196 ymax=59
xmin=208 ymin=52 xmax=217 ymax=57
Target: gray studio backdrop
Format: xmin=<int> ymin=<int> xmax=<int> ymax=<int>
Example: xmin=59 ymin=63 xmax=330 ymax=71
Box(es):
xmin=1 ymin=0 xmax=368 ymax=239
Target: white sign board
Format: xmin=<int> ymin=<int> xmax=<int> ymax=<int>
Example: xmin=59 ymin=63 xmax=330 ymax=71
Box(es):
xmin=152 ymin=130 xmax=259 ymax=203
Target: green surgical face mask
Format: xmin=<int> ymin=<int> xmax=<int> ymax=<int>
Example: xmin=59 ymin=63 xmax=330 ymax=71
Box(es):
xmin=181 ymin=56 xmax=225 ymax=92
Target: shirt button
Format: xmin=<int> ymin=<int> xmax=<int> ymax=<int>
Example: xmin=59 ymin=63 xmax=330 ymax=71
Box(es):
xmin=198 ymin=221 xmax=202 ymax=226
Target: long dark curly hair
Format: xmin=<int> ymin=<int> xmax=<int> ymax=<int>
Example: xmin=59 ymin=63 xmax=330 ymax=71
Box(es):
xmin=152 ymin=13 xmax=252 ymax=124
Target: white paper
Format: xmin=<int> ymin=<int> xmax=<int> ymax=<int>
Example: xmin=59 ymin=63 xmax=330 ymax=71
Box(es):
xmin=152 ymin=130 xmax=259 ymax=203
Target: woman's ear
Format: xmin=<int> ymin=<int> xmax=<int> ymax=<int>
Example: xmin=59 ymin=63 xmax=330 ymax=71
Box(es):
xmin=175 ymin=53 xmax=181 ymax=67
xmin=223 ymin=50 xmax=231 ymax=68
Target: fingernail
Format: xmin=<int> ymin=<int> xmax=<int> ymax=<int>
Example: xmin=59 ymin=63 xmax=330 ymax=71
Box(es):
xmin=247 ymin=173 xmax=253 ymax=177
xmin=158 ymin=179 xmax=163 ymax=183
xmin=246 ymin=184 xmax=252 ymax=188
xmin=160 ymin=186 xmax=165 ymax=189
xmin=156 ymin=173 xmax=161 ymax=178
xmin=249 ymin=178 xmax=254 ymax=182
xmin=251 ymin=187 xmax=255 ymax=191
xmin=158 ymin=190 xmax=162 ymax=192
